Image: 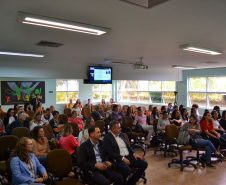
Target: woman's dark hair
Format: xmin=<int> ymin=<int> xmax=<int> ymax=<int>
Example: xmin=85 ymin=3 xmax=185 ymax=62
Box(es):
xmin=222 ymin=111 xmax=226 ymax=119
xmin=148 ymin=105 xmax=153 ymax=111
xmin=12 ymin=137 xmax=30 ymax=164
xmin=52 ymin=110 xmax=59 ymax=116
xmin=72 ymin=103 xmax=78 ymax=108
xmin=24 ymin=103 xmax=30 ymax=111
xmin=171 ymin=109 xmax=180 ymax=119
xmin=173 ymin=105 xmax=178 ymax=110
xmin=180 ymin=108 xmax=188 ymax=121
xmin=204 ymin=109 xmax=210 ymax=114
xmin=112 ymin=104 xmax=118 ymax=112
xmin=127 ymin=107 xmax=132 ymax=114
xmin=162 ymin=111 xmax=168 ymax=116
xmin=189 ymin=113 xmax=198 ymax=125
xmin=192 ymin=103 xmax=199 ymax=109
xmin=190 ymin=107 xmax=197 ymax=115
xmin=200 ymin=111 xmax=210 ymax=123
xmin=76 ymin=99 xmax=81 ymax=104
xmin=14 ymin=104 xmax=19 ymax=111
xmin=37 ymin=102 xmax=42 ymax=107
xmin=6 ymin=108 xmax=14 ymax=117
xmin=151 ymin=107 xmax=160 ymax=118
xmin=213 ymin=106 xmax=220 ymax=112
xmin=161 ymin=106 xmax=166 ymax=112
xmin=72 ymin=110 xmax=78 ymax=115
xmin=179 ymin=104 xmax=184 ymax=112
xmin=84 ymin=117 xmax=94 ymax=129
xmin=33 ymin=126 xmax=44 ymax=144
xmin=211 ymin=110 xmax=218 ymax=120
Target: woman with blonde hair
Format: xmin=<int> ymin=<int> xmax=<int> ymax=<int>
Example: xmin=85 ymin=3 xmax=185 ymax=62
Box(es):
xmin=10 ymin=137 xmax=48 ymax=184
xmin=58 ymin=124 xmax=79 ymax=163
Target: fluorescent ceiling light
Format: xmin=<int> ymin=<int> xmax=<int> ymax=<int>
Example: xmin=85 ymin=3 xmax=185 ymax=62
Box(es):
xmin=180 ymin=44 xmax=222 ymax=55
xmin=172 ymin=65 xmax=196 ymax=69
xmin=0 ymin=50 xmax=44 ymax=57
xmin=17 ymin=12 xmax=111 ymax=35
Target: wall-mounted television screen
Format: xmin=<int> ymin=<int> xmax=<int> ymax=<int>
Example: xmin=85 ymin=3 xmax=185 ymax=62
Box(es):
xmin=89 ymin=66 xmax=112 ymax=84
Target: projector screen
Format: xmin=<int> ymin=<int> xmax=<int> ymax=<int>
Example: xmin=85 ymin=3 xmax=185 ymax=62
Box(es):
xmin=89 ymin=66 xmax=112 ymax=84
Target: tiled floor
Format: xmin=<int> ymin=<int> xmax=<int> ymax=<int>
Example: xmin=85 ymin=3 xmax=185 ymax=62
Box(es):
xmin=136 ymin=146 xmax=226 ymax=185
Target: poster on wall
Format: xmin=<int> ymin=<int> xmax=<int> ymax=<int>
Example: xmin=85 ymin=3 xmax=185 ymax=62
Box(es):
xmin=1 ymin=81 xmax=45 ymax=105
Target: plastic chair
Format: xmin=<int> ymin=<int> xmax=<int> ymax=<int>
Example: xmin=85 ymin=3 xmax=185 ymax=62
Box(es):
xmin=59 ymin=114 xmax=68 ymax=124
xmin=64 ymin=108 xmax=72 ymax=118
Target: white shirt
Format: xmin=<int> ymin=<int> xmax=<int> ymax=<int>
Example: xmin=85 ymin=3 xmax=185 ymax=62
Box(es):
xmin=111 ymin=132 xmax=129 ymax=157
xmin=30 ymin=121 xmax=44 ymax=131
xmin=9 ymin=116 xmax=15 ymax=124
xmin=213 ymin=119 xmax=220 ymax=129
xmin=41 ymin=114 xmax=53 ymax=125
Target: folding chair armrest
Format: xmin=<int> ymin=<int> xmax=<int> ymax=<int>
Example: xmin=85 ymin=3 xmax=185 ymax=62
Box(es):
xmin=131 ymin=144 xmax=146 ymax=156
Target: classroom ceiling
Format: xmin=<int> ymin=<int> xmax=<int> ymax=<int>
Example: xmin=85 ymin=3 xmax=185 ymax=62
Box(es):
xmin=0 ymin=0 xmax=226 ymax=69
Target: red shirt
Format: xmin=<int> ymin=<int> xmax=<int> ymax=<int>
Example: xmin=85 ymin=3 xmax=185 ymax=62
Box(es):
xmin=200 ymin=119 xmax=214 ymax=133
xmin=68 ymin=117 xmax=83 ymax=129
xmin=57 ymin=135 xmax=78 ymax=154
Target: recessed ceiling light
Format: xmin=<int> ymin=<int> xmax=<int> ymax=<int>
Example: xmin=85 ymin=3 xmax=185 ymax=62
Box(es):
xmin=17 ymin=12 xmax=111 ymax=36
xmin=180 ymin=44 xmax=222 ymax=55
xmin=172 ymin=65 xmax=196 ymax=69
xmin=0 ymin=50 xmax=44 ymax=57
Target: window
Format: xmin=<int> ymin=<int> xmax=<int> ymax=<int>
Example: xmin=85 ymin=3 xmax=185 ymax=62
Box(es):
xmin=118 ymin=80 xmax=176 ymax=104
xmin=92 ymin=84 xmax=112 ymax=102
xmin=188 ymin=77 xmax=226 ymax=108
xmin=56 ymin=80 xmax=78 ymax=104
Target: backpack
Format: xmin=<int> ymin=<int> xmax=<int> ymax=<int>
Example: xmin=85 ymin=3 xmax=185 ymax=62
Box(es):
xmin=176 ymin=130 xmax=190 ymax=145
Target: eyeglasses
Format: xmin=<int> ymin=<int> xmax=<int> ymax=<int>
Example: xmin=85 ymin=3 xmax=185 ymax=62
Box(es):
xmin=27 ymin=143 xmax=33 ymax=145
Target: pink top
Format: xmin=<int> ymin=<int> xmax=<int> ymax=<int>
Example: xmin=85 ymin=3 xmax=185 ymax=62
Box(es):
xmin=57 ymin=135 xmax=79 ymax=154
xmin=68 ymin=117 xmax=83 ymax=129
xmin=135 ymin=115 xmax=147 ymax=126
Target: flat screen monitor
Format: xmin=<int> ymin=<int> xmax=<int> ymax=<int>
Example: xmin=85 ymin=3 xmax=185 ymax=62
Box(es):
xmin=89 ymin=66 xmax=112 ymax=84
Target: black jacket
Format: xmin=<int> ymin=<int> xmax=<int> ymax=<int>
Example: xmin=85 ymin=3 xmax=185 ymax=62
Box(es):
xmin=78 ymin=139 xmax=107 ymax=171
xmin=6 ymin=119 xmax=30 ymax=135
xmin=30 ymin=98 xmax=41 ymax=112
xmin=92 ymin=111 xmax=104 ymax=122
xmin=103 ymin=132 xmax=135 ymax=161
xmin=3 ymin=116 xmax=17 ymax=127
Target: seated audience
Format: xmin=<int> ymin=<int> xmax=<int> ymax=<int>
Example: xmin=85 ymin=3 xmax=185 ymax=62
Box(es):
xmin=179 ymin=104 xmax=184 ymax=112
xmin=3 ymin=108 xmax=17 ymax=128
xmin=212 ymin=110 xmax=226 ymax=137
xmin=167 ymin=103 xmax=173 ymax=115
xmin=135 ymin=108 xmax=153 ymax=145
xmin=157 ymin=111 xmax=170 ymax=136
xmin=213 ymin=105 xmax=221 ymax=119
xmin=58 ymin=125 xmax=79 ymax=163
xmin=192 ymin=103 xmax=200 ymax=116
xmin=150 ymin=107 xmax=160 ymax=124
xmin=36 ymin=102 xmax=45 ymax=114
xmin=182 ymin=114 xmax=225 ymax=168
xmin=146 ymin=105 xmax=153 ymax=117
xmin=32 ymin=126 xmax=50 ymax=167
xmin=109 ymin=98 xmax=115 ymax=105
xmin=24 ymin=103 xmax=31 ymax=112
xmin=125 ymin=107 xmax=135 ymax=120
xmin=49 ymin=111 xmax=64 ymax=137
xmin=41 ymin=108 xmax=53 ymax=125
xmin=14 ymin=104 xmax=19 ymax=114
xmin=111 ymin=104 xmax=124 ymax=126
xmin=7 ymin=111 xmax=29 ymax=135
xmin=92 ymin=105 xmax=105 ymax=122
xmin=85 ymin=99 xmax=92 ymax=108
xmin=30 ymin=112 xmax=44 ymax=131
xmin=30 ymin=94 xmax=41 ymax=112
xmin=100 ymin=98 xmax=106 ymax=107
xmin=173 ymin=105 xmax=179 ymax=111
xmin=160 ymin=106 xmax=167 ymax=117
xmin=78 ymin=117 xmax=95 ymax=144
xmin=181 ymin=108 xmax=189 ymax=125
xmin=71 ymin=103 xmax=81 ymax=115
xmin=220 ymin=110 xmax=226 ymax=131
xmin=10 ymin=137 xmax=48 ymax=184
xmin=50 ymin=105 xmax=55 ymax=113
xmin=104 ymin=120 xmax=148 ymax=185
xmin=68 ymin=111 xmax=84 ymax=130
xmin=170 ymin=110 xmax=182 ymax=129
xmin=190 ymin=107 xmax=200 ymax=122
xmin=79 ymin=126 xmax=123 ymax=185
xmin=66 ymin=99 xmax=74 ymax=109
xmin=0 ymin=118 xmax=6 ymax=135
xmin=76 ymin=99 xmax=83 ymax=109
xmin=200 ymin=112 xmax=226 ymax=152
xmin=18 ymin=106 xmax=24 ymax=112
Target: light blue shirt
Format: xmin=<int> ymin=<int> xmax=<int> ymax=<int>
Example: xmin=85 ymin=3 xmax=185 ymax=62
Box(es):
xmin=90 ymin=139 xmax=102 ymax=164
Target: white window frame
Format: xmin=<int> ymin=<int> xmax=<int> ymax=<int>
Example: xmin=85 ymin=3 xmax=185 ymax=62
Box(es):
xmin=92 ymin=84 xmax=112 ymax=102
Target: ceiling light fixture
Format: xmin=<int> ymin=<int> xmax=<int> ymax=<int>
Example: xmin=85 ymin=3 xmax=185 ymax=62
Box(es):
xmin=0 ymin=50 xmax=44 ymax=57
xmin=172 ymin=65 xmax=196 ymax=69
xmin=17 ymin=12 xmax=111 ymax=35
xmin=179 ymin=44 xmax=222 ymax=55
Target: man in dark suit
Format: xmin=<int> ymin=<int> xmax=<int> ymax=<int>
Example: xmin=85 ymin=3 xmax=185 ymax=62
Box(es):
xmin=78 ymin=126 xmax=123 ymax=185
xmin=92 ymin=105 xmax=105 ymax=121
xmin=30 ymin=94 xmax=41 ymax=112
xmin=103 ymin=120 xmax=148 ymax=185
xmin=6 ymin=111 xmax=29 ymax=135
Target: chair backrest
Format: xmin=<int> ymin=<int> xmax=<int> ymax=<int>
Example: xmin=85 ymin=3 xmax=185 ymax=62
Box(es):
xmin=123 ymin=133 xmax=130 ymax=145
xmin=122 ymin=105 xmax=129 ymax=111
xmin=59 ymin=114 xmax=68 ymax=124
xmin=95 ymin=120 xmax=105 ymax=134
xmin=11 ymin=127 xmax=30 ymax=139
xmin=0 ymin=112 xmax=7 ymax=121
xmin=6 ymin=157 xmax=13 ymax=182
xmin=153 ymin=119 xmax=159 ymax=133
xmin=26 ymin=111 xmax=35 ymax=118
xmin=0 ymin=136 xmax=18 ymax=161
xmin=66 ymin=122 xmax=80 ymax=137
xmin=83 ymin=109 xmax=92 ymax=120
xmin=26 ymin=116 xmax=33 ymax=122
xmin=165 ymin=124 xmax=179 ymax=139
xmin=64 ymin=108 xmax=72 ymax=118
xmin=51 ymin=138 xmax=60 ymax=150
xmin=47 ymin=149 xmax=72 ymax=178
xmin=42 ymin=124 xmax=54 ymax=140
xmin=123 ymin=116 xmax=133 ymax=127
